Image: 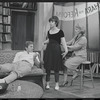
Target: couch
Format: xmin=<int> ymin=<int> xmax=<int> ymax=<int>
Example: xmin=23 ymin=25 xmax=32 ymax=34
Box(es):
xmin=0 ymin=50 xmax=46 ymax=98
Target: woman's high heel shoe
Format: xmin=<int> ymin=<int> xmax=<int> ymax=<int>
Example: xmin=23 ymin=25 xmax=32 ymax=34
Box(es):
xmin=60 ymin=81 xmax=68 ymax=87
xmin=69 ymin=75 xmax=79 ymax=86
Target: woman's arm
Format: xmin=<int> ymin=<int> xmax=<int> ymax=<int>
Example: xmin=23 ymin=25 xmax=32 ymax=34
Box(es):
xmin=66 ymin=38 xmax=74 ymax=45
xmin=43 ymin=39 xmax=49 ymax=45
xmin=43 ymin=31 xmax=49 ymax=45
xmin=67 ymin=45 xmax=82 ymax=51
xmin=68 ymin=37 xmax=87 ymax=51
xmin=61 ymin=37 xmax=68 ymax=58
xmin=42 ymin=39 xmax=49 ymax=50
xmin=66 ymin=34 xmax=77 ymax=45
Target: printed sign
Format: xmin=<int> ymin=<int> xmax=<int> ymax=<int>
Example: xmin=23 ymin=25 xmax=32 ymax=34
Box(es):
xmin=54 ymin=2 xmax=99 ymax=21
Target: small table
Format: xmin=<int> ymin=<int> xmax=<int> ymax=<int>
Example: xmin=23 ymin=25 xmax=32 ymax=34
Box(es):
xmin=0 ymin=80 xmax=43 ymax=98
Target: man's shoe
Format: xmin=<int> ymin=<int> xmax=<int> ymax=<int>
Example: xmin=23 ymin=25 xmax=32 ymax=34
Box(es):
xmin=0 ymin=82 xmax=8 ymax=94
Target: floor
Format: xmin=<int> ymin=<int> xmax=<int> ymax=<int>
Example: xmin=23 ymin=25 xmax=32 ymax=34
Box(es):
xmin=0 ymin=72 xmax=100 ymax=98
xmin=42 ymin=73 xmax=100 ymax=98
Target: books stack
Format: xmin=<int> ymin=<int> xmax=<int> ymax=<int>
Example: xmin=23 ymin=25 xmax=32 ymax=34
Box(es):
xmin=2 ymin=34 xmax=11 ymax=42
xmin=3 ymin=16 xmax=11 ymax=24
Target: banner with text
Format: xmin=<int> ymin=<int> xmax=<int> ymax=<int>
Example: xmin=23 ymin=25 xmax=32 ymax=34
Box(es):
xmin=54 ymin=2 xmax=99 ymax=21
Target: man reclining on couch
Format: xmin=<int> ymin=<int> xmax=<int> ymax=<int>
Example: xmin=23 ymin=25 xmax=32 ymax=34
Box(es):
xmin=0 ymin=41 xmax=40 ymax=86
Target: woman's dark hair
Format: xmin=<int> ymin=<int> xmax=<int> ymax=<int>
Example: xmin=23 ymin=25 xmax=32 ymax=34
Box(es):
xmin=25 ymin=41 xmax=33 ymax=48
xmin=49 ymin=16 xmax=59 ymax=27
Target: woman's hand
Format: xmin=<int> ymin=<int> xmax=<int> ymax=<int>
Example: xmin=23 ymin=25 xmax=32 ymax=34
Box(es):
xmin=42 ymin=42 xmax=47 ymax=50
xmin=67 ymin=46 xmax=72 ymax=51
xmin=62 ymin=50 xmax=68 ymax=59
xmin=42 ymin=39 xmax=49 ymax=50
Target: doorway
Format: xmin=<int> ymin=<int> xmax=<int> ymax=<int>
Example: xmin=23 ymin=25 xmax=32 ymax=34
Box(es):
xmin=11 ymin=11 xmax=35 ymax=50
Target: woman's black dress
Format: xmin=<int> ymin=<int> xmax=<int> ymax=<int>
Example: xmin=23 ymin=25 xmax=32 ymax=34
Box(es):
xmin=44 ymin=30 xmax=64 ymax=72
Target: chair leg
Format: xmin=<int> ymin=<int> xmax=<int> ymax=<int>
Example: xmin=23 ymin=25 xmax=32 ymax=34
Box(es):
xmin=89 ymin=64 xmax=94 ymax=88
xmin=80 ymin=64 xmax=83 ymax=90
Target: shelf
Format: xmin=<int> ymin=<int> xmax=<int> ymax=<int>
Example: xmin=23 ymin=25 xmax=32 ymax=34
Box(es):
xmin=3 ymin=14 xmax=10 ymax=16
xmin=2 ymin=32 xmax=11 ymax=34
xmin=0 ymin=2 xmax=12 ymax=50
xmin=11 ymin=9 xmax=36 ymax=13
xmin=0 ymin=2 xmax=37 ymax=50
xmin=10 ymin=7 xmax=36 ymax=11
xmin=2 ymin=24 xmax=11 ymax=25
xmin=3 ymin=6 xmax=36 ymax=10
xmin=1 ymin=40 xmax=11 ymax=42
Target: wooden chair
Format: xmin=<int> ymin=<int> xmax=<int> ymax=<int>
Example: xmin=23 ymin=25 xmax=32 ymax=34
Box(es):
xmin=78 ymin=50 xmax=100 ymax=90
xmin=78 ymin=61 xmax=94 ymax=90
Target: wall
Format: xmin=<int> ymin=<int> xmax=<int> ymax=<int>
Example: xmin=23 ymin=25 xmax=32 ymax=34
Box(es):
xmin=54 ymin=2 xmax=100 ymax=51
xmin=34 ymin=2 xmax=53 ymax=51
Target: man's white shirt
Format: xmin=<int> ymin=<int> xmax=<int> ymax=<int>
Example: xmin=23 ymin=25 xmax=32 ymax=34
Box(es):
xmin=13 ymin=51 xmax=40 ymax=66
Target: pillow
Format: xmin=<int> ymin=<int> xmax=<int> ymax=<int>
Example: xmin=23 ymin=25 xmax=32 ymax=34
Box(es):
xmin=26 ymin=68 xmax=44 ymax=76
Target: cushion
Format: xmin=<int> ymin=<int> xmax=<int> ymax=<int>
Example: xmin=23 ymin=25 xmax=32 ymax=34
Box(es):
xmin=26 ymin=68 xmax=44 ymax=76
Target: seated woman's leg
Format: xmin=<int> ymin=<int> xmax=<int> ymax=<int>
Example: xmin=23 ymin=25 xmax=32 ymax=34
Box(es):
xmin=60 ymin=66 xmax=68 ymax=87
xmin=72 ymin=70 xmax=78 ymax=79
xmin=64 ymin=56 xmax=86 ymax=86
xmin=63 ymin=66 xmax=68 ymax=83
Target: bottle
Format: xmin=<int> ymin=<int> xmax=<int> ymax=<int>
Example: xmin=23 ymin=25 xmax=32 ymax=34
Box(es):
xmin=17 ymin=85 xmax=21 ymax=92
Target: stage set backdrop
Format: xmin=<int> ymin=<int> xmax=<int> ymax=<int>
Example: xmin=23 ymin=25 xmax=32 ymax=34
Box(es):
xmin=53 ymin=2 xmax=100 ymax=51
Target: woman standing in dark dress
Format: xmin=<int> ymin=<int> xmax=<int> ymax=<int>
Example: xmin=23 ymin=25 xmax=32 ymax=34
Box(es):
xmin=43 ymin=16 xmax=68 ymax=90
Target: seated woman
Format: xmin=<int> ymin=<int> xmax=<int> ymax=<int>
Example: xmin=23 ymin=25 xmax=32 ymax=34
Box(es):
xmin=0 ymin=41 xmax=40 ymax=86
xmin=60 ymin=24 xmax=87 ymax=87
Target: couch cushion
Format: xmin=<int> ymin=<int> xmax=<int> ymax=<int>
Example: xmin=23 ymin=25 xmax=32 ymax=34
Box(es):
xmin=29 ymin=68 xmax=44 ymax=75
